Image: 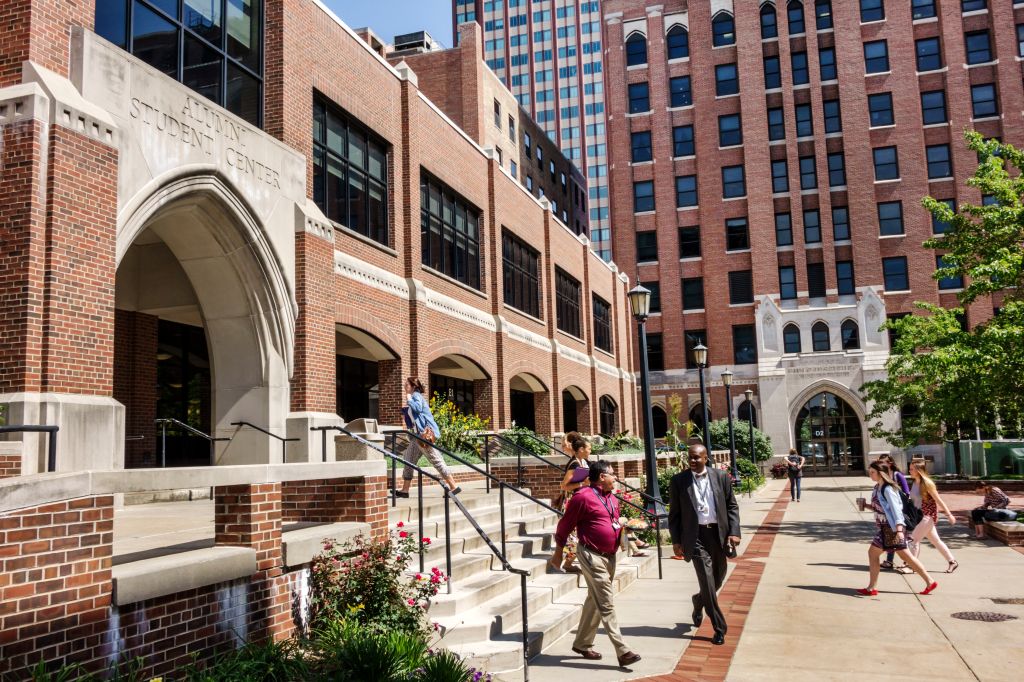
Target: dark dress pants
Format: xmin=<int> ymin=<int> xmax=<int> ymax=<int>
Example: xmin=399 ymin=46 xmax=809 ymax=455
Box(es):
xmin=691 ymin=523 xmax=728 ymax=635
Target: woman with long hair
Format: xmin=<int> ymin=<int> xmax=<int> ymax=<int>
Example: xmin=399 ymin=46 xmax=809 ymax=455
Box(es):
xmin=908 ymin=461 xmax=958 ymax=573
xmin=970 ymin=482 xmax=1012 ymax=539
xmin=877 ymin=454 xmax=910 ymax=572
xmin=548 ymin=435 xmax=591 ymax=573
xmin=397 ymin=377 xmax=461 ymax=497
xmin=857 ymin=460 xmax=937 ymax=596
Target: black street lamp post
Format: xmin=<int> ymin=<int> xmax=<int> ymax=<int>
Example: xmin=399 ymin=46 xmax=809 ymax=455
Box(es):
xmin=744 ymin=388 xmax=756 ymax=474
xmin=723 ymin=368 xmax=739 ymax=482
xmin=627 ymin=285 xmax=667 ymax=517
xmin=694 ymin=343 xmax=711 ymax=452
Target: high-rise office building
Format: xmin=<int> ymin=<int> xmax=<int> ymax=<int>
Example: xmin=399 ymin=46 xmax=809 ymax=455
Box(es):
xmin=455 ymin=0 xmax=613 ymax=259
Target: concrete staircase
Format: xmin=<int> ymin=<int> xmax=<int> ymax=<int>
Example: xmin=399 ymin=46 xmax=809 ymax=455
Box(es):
xmin=388 ymin=481 xmax=659 ymax=677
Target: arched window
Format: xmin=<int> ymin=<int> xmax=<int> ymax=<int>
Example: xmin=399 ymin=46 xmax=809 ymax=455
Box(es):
xmin=625 ymin=32 xmax=648 ymax=66
xmin=599 ymin=395 xmax=619 ymax=435
xmin=841 ymin=320 xmax=860 ymax=350
xmin=760 ymin=3 xmax=778 ymax=39
xmin=652 ymin=405 xmax=668 ymax=438
xmin=812 ymin=321 xmax=830 ymax=352
xmin=666 ymin=25 xmax=689 ymax=60
xmin=787 ymin=0 xmax=806 ymax=35
xmin=689 ymin=403 xmax=710 ymax=438
xmin=711 ymin=12 xmax=736 ymax=46
xmin=783 ymin=323 xmax=802 ymax=353
xmin=738 ymin=399 xmax=758 ymax=428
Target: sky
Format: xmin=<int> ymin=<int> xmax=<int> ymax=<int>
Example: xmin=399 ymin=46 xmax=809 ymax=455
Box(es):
xmin=323 ymin=0 xmax=454 ymax=48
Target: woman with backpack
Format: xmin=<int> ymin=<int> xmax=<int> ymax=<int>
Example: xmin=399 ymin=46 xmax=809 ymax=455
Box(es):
xmin=857 ymin=460 xmax=937 ymax=596
xmin=908 ymin=461 xmax=958 ymax=573
xmin=877 ymin=454 xmax=910 ymax=572
xmin=786 ymin=448 xmax=804 ymax=502
xmin=396 ymin=377 xmax=461 ymax=497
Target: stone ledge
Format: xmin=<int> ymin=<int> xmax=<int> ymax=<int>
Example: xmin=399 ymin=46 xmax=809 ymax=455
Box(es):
xmin=282 ymin=522 xmax=369 ymax=569
xmin=984 ymin=519 xmax=1024 ymax=546
xmin=112 ymin=546 xmax=257 ymax=606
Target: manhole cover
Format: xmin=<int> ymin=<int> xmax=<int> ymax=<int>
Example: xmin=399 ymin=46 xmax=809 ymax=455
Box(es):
xmin=990 ymin=598 xmax=1024 ymax=605
xmin=951 ymin=611 xmax=1018 ymax=622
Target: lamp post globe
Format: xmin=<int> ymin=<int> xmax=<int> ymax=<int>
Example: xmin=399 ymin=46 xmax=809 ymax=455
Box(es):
xmin=627 ymin=284 xmax=652 ymax=320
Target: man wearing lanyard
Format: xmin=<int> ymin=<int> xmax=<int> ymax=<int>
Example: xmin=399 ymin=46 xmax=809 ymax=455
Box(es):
xmin=551 ymin=460 xmax=642 ymax=668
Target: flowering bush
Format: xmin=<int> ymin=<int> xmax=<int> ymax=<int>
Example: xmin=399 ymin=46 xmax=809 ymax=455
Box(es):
xmin=309 ymin=524 xmax=448 ymax=637
xmin=618 ymin=490 xmax=658 ymax=546
xmin=429 ymin=394 xmax=489 ymax=460
xmin=770 ymin=461 xmax=790 ymax=479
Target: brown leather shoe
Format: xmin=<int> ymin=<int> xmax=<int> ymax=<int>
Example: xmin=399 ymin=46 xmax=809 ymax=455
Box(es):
xmin=572 ymin=646 xmax=602 ymax=660
xmin=617 ymin=651 xmax=642 ymax=667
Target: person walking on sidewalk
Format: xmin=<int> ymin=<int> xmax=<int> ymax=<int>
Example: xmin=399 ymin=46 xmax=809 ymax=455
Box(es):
xmin=396 ymin=377 xmax=461 ymax=497
xmin=787 ymin=448 xmax=805 ymax=502
xmin=857 ymin=460 xmax=937 ymax=596
xmin=551 ymin=460 xmax=642 ymax=668
xmin=667 ymin=444 xmax=741 ymax=646
xmin=907 ymin=461 xmax=958 ymax=573
xmin=877 ymin=454 xmax=910 ymax=572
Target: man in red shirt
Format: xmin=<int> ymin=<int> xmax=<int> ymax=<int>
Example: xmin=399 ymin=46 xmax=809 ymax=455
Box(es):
xmin=551 ymin=460 xmax=642 ymax=668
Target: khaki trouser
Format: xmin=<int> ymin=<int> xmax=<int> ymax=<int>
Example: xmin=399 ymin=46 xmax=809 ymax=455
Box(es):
xmin=573 ymin=544 xmax=630 ymax=658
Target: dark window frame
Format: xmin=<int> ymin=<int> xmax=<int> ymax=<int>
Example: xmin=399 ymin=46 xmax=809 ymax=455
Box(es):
xmin=670 ymin=76 xmax=693 ymax=107
xmin=868 ymin=92 xmax=894 ymax=127
xmin=631 ymin=130 xmax=653 ymax=162
xmin=715 ymin=63 xmax=739 ymax=96
xmin=878 ymin=200 xmax=904 ymax=235
xmin=729 ymin=270 xmax=754 ymax=305
xmin=625 ymin=32 xmax=648 ymax=66
xmin=812 ymin=321 xmax=831 ymax=351
xmin=673 ymin=124 xmax=695 ymax=156
xmin=883 ymin=256 xmax=910 ymax=291
xmin=837 ymin=260 xmax=855 ymax=295
xmin=555 ymin=267 xmax=582 ymax=338
xmin=420 ymin=170 xmax=482 ymax=289
xmin=783 ymin=323 xmax=802 ymax=353
xmin=628 ymin=82 xmax=651 ymax=113
xmin=592 ymin=294 xmax=613 ymax=352
xmin=676 ymin=175 xmax=698 ymax=207
xmin=502 ymin=229 xmax=542 ymax=318
xmin=682 ymin=277 xmax=705 ymax=310
xmin=733 ymin=324 xmax=758 ymax=365
xmin=864 ymin=40 xmax=890 ymax=73
xmin=726 ymin=217 xmax=750 ymax=251
xmin=780 ymin=265 xmax=797 ymax=300
xmin=679 ymin=226 xmax=701 ymax=259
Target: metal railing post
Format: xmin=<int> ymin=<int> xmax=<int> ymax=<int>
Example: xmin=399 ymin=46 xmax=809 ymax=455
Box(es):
xmin=417 ymin=469 xmax=425 ymax=574
xmin=321 ymin=429 xmax=328 ymax=463
xmin=484 ymin=435 xmax=491 ymax=494
xmin=520 ymin=571 xmax=530 ymax=681
xmin=46 ymin=430 xmax=57 ymax=473
xmin=160 ymin=421 xmax=167 ymax=468
xmin=444 ymin=491 xmax=453 ymax=594
xmin=500 ymin=482 xmax=507 ymax=560
xmin=517 ymin=446 xmax=523 ymax=488
xmin=390 ymin=455 xmax=397 ymax=508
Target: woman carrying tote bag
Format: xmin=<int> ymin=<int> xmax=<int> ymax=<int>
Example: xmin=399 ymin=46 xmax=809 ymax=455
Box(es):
xmin=396 ymin=377 xmax=461 ymax=497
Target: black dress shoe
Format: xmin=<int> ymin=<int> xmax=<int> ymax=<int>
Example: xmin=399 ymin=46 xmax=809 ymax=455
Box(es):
xmin=394 ymin=491 xmax=410 ymax=498
xmin=712 ymin=632 xmax=725 ymax=646
xmin=691 ymin=594 xmax=703 ymax=627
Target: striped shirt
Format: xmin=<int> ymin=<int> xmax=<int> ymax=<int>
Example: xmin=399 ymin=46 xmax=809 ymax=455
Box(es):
xmin=985 ymin=487 xmax=1010 ymax=509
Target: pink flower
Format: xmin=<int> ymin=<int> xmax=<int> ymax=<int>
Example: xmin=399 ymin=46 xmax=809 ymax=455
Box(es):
xmin=408 ymin=598 xmax=416 ymax=605
xmin=361 ymin=552 xmax=368 ymax=559
xmin=430 ymin=575 xmax=440 ymax=584
xmin=431 ymin=567 xmax=440 ymax=575
xmin=323 ymin=541 xmax=333 ymax=551
xmin=399 ymin=531 xmax=408 ymax=538
xmin=397 ymin=521 xmax=405 ymax=528
xmin=416 ymin=573 xmax=423 ymax=580
xmin=422 ymin=537 xmax=432 ymax=545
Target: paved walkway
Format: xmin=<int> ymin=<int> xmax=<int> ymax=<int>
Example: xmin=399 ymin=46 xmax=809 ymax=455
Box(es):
xmin=528 ymin=477 xmax=1024 ymax=682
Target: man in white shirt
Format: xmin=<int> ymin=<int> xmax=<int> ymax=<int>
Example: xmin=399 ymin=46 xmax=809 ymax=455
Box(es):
xmin=667 ymin=444 xmax=741 ymax=645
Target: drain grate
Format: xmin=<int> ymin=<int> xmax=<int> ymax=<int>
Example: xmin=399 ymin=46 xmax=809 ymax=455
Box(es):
xmin=951 ymin=611 xmax=1018 ymax=622
xmin=990 ymin=598 xmax=1024 ymax=605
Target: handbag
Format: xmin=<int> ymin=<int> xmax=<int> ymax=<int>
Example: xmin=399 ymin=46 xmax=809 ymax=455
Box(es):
xmin=419 ymin=425 xmax=436 ymax=453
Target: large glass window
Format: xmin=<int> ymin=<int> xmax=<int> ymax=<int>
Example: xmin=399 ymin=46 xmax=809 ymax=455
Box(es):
xmin=815 ymin=1 xmax=833 ymax=29
xmin=764 ymin=56 xmax=782 ymax=89
xmin=883 ymin=256 xmax=909 ymax=291
xmin=670 ymin=76 xmax=692 ymax=107
xmin=722 ymin=165 xmax=746 ymax=198
xmin=921 ymin=90 xmax=947 ymax=125
xmin=679 ymin=226 xmax=701 ymax=258
xmin=804 ymin=209 xmax=822 ymax=243
xmin=667 ymin=25 xmax=689 ymax=59
xmin=99 ymin=0 xmax=263 ymax=125
xmin=860 ymin=0 xmax=885 ymax=22
xmin=799 ymin=155 xmax=817 ymax=190
xmin=593 ymin=295 xmax=613 ymax=352
xmin=776 ymin=212 xmax=794 ymax=246
xmin=916 ymin=37 xmax=942 ymax=71
xmin=772 ymin=159 xmax=789 ymax=193
xmin=791 ymin=52 xmax=809 ymax=85
xmin=926 ymin=144 xmax=952 ymax=179
xmin=788 ymin=1 xmax=806 ymax=34
xmin=628 ymin=82 xmax=650 ymax=113
xmin=726 ymin=217 xmax=749 ymax=250
xmin=837 ymin=260 xmax=855 ymax=295
xmin=864 ymin=40 xmax=889 ymax=73
xmin=733 ymin=324 xmax=757 ymax=364
xmin=823 ymin=99 xmax=842 ymax=133
xmin=555 ymin=268 xmax=582 ymax=337
xmin=768 ymin=106 xmax=786 ymax=140
xmin=673 ymin=125 xmax=695 ymax=156
xmin=682 ymin=277 xmax=705 ymax=310
xmin=761 ymin=4 xmax=778 ymax=39
xmin=631 ymin=131 xmax=652 ymax=162
xmin=780 ymin=266 xmax=797 ymax=300
xmin=833 ymin=206 xmax=850 ymax=240
xmin=872 ymin=146 xmax=899 ymax=180
xmin=828 ymin=152 xmax=846 ymax=187
xmin=878 ymin=201 xmax=904 ymax=235
xmin=625 ymin=32 xmax=648 ymax=66
xmin=314 ymin=98 xmax=389 ymax=245
xmin=718 ymin=113 xmax=742 ymax=146
xmin=784 ymin=324 xmax=802 ymax=353
xmin=971 ymin=83 xmax=998 ymax=118
xmin=502 ymin=230 xmax=540 ymax=318
xmin=634 ymin=181 xmax=655 ymax=212
xmin=676 ymin=175 xmax=698 ymax=207
xmin=716 ymin=63 xmax=739 ymax=96
xmin=420 ymin=171 xmax=481 ymax=289
xmin=841 ymin=320 xmax=860 ymax=350
xmin=868 ymin=92 xmax=894 ymax=126
xmin=712 ymin=12 xmax=736 ymax=46
xmin=819 ymin=47 xmax=837 ymax=80
xmin=913 ymin=0 xmax=936 ymax=19
xmin=965 ymin=30 xmax=992 ymax=64
xmin=796 ymin=103 xmax=814 ymax=137
xmin=812 ymin=321 xmax=830 ymax=351
xmin=937 ymin=255 xmax=964 ymax=290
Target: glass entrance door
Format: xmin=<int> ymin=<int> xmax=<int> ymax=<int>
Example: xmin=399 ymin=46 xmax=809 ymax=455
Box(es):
xmin=795 ymin=392 xmax=866 ymax=476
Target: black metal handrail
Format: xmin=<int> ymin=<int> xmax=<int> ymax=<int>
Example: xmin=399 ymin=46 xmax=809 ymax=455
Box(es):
xmin=155 ymin=418 xmax=230 ymax=467
xmin=479 ymin=433 xmax=566 ymax=489
xmin=230 ymin=421 xmax=298 ymax=462
xmin=0 ymin=425 xmax=59 ymax=472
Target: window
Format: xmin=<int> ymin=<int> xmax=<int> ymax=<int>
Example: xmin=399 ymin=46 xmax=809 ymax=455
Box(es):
xmin=420 ymin=171 xmax=481 ymax=288
xmin=860 ymin=0 xmax=885 ymax=22
xmin=764 ymin=56 xmax=782 ymax=89
xmin=628 ymin=82 xmax=650 ymax=113
xmin=667 ymin=25 xmax=689 ymax=59
xmin=722 ymin=165 xmax=746 ymax=198
xmin=868 ymin=92 xmax=894 ymax=126
xmin=965 ymin=31 xmax=991 ymax=64
xmin=926 ymin=144 xmax=952 ymax=179
xmin=679 ymin=226 xmax=701 ymax=258
xmin=631 ymin=131 xmax=652 ymax=162
xmin=682 ymin=277 xmax=705 ymax=310
xmin=502 ymin=230 xmax=540 ymax=318
xmin=823 ymin=99 xmax=842 ymax=133
xmin=768 ymin=106 xmax=786 ymax=140
xmin=712 ymin=12 xmax=736 ymax=46
xmin=729 ymin=270 xmax=754 ymax=305
xmin=816 ymin=1 xmax=833 ymax=29
xmin=726 ymin=217 xmax=750 ymax=250
xmin=761 ymin=4 xmax=779 ymax=38
xmin=808 ymin=262 xmax=826 ymax=298
xmin=593 ymin=295 xmax=613 ymax=352
xmin=841 ymin=320 xmax=860 ymax=350
xmin=961 ymin=0 xmax=987 ymax=10
xmin=864 ymin=40 xmax=889 ymax=73
xmin=819 ymin=47 xmax=837 ymax=81
xmin=493 ymin=99 xmax=502 ymax=129
xmin=912 ymin=0 xmax=936 ymax=20
xmin=837 ymin=260 xmax=855 ymax=295
xmin=788 ymin=1 xmax=806 ymax=34
xmin=647 ymin=333 xmax=664 ymax=371
xmin=1018 ymin=24 xmax=1024 ymax=58
xmin=313 ymin=98 xmax=389 ymax=245
xmin=878 ymin=201 xmax=904 ymax=235
xmin=937 ymin=255 xmax=964 ymax=289
xmin=915 ymin=37 xmax=942 ymax=71
xmin=822 ymin=153 xmax=844 ymax=189
xmin=932 ymin=199 xmax=955 ymax=234
xmin=799 ymin=155 xmax=817 ymax=190
xmin=883 ymin=256 xmax=909 ymax=291
xmin=684 ymin=330 xmax=707 ymax=369
xmin=804 ymin=209 xmax=822 ymax=243
xmin=676 ymin=175 xmax=698 ymax=207
xmin=873 ymin=146 xmax=899 ymax=180
xmin=510 ymin=160 xmax=517 ymax=178
xmin=99 ymin=0 xmax=264 ymax=126
xmin=921 ymin=90 xmax=947 ymax=125
xmin=783 ymin=323 xmax=802 ymax=353
xmin=812 ymin=321 xmax=830 ymax=351
xmin=971 ymin=83 xmax=998 ymax=118
xmin=795 ymin=103 xmax=814 ymax=137
xmin=780 ymin=266 xmax=797 ymax=299
xmin=833 ymin=206 xmax=850 ymax=240
xmin=733 ymin=325 xmax=757 ymax=364
xmin=508 ymin=116 xmax=515 ymax=142
xmin=626 ymin=32 xmax=648 ymax=66
xmin=715 ymin=63 xmax=739 ymax=96
xmin=776 ymin=212 xmax=794 ymax=246
xmin=670 ymin=76 xmax=693 ymax=107
xmin=791 ymin=52 xmax=809 ymax=85
xmin=555 ymin=268 xmax=582 ymax=337
xmin=634 ymin=228 xmax=659 ymax=260
xmin=634 ymin=180 xmax=655 ymax=212
xmin=642 ymin=281 xmax=662 ymax=312
xmin=771 ymin=159 xmax=789 ymax=193
xmin=526 ymin=176 xmax=534 ymax=192
xmin=673 ymin=125 xmax=695 ymax=156
xmin=719 ymin=113 xmax=742 ymax=146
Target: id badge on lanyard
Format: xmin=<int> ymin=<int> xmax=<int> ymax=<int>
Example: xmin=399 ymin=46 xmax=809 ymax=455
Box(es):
xmin=591 ymin=487 xmax=621 ymax=532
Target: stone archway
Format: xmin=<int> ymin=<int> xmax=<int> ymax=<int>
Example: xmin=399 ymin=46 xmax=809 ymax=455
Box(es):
xmin=115 ymin=174 xmax=295 ymax=465
xmin=509 ymin=372 xmax=549 ymax=434
xmin=791 ymin=383 xmax=867 ymax=475
xmin=335 ymin=325 xmax=400 ymax=424
xmin=561 ymin=385 xmax=589 ymax=434
xmin=427 ymin=354 xmax=491 ymax=419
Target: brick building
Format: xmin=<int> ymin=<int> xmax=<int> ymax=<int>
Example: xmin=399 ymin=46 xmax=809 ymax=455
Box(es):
xmin=0 ymin=0 xmax=637 ymax=475
xmin=602 ymin=0 xmax=1023 ymax=473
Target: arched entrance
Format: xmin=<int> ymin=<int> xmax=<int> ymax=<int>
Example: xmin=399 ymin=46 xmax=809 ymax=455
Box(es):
xmin=335 ymin=325 xmax=398 ymax=422
xmin=428 ymin=354 xmax=489 ymax=416
xmin=115 ymin=176 xmax=294 ymax=466
xmin=794 ymin=391 xmax=865 ymax=475
xmin=651 ymin=406 xmax=668 ymax=439
xmin=562 ymin=385 xmax=589 ymax=433
xmin=509 ymin=373 xmax=547 ymax=432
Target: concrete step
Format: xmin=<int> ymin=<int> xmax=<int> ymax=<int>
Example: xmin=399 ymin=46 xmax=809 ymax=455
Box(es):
xmin=412 ymin=509 xmax=559 ymax=563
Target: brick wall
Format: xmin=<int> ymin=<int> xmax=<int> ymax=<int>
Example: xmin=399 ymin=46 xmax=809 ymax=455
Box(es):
xmin=0 ymin=1 xmax=93 ymax=87
xmin=0 ymin=454 xmax=19 ymax=479
xmin=113 ymin=311 xmax=158 ymax=468
xmin=291 ymin=232 xmax=336 ymax=413
xmin=281 ymin=475 xmax=388 ymax=538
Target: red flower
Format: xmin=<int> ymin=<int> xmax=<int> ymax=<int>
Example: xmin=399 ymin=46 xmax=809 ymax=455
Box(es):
xmin=422 ymin=537 xmax=432 ymax=545
xmin=397 ymin=521 xmax=405 ymax=528
xmin=408 ymin=598 xmax=416 ymax=605
xmin=399 ymin=531 xmax=408 ymax=538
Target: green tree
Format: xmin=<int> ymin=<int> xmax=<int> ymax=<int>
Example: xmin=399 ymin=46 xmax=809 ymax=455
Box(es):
xmin=706 ymin=418 xmax=773 ymax=463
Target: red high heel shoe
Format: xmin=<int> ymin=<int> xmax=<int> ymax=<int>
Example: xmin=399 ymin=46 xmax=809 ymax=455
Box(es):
xmin=920 ymin=581 xmax=939 ymax=595
xmin=856 ymin=588 xmax=878 ymax=596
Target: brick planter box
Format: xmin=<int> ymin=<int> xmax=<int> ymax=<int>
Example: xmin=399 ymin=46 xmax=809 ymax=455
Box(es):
xmin=985 ymin=520 xmax=1024 ymax=546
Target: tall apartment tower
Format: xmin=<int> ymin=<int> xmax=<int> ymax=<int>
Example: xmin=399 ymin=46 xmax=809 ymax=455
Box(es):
xmin=600 ymin=0 xmax=1022 ymax=473
xmin=455 ymin=0 xmax=613 ymax=259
